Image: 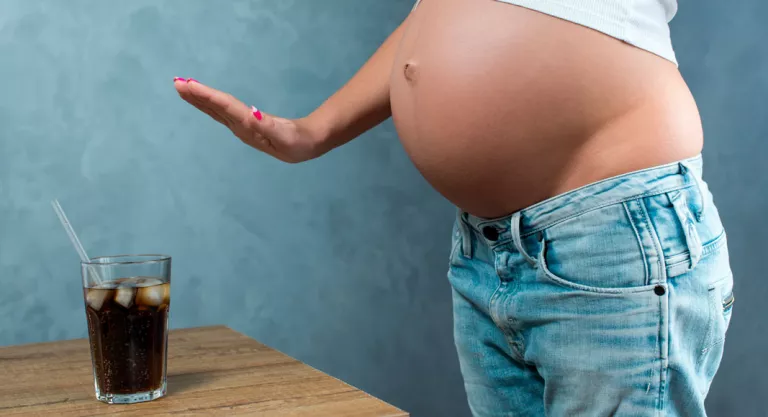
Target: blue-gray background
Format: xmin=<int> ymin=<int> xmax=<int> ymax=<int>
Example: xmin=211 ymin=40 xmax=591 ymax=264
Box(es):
xmin=0 ymin=1 xmax=764 ymax=416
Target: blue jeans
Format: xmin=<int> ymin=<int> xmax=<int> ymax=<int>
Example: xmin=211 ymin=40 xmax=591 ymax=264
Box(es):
xmin=448 ymin=156 xmax=734 ymax=417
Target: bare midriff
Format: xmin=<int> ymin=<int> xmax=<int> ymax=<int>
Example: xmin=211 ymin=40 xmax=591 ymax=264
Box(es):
xmin=389 ymin=0 xmax=702 ymax=218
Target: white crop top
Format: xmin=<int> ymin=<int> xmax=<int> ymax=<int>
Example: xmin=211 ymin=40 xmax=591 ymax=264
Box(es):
xmin=412 ymin=0 xmax=678 ymax=65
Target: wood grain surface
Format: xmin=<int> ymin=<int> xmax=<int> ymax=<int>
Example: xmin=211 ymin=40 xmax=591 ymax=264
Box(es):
xmin=0 ymin=326 xmax=407 ymax=416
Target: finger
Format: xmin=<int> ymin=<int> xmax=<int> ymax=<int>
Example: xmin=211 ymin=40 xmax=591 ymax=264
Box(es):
xmin=174 ymin=79 xmax=230 ymax=125
xmin=174 ymin=78 xmax=196 ymax=104
xmin=182 ymin=87 xmax=231 ymax=126
xmin=186 ymin=81 xmax=253 ymax=127
xmin=198 ymin=104 xmax=230 ymax=126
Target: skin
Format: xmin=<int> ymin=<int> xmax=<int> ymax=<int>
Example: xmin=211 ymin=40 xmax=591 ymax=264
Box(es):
xmin=175 ymin=0 xmax=702 ymax=218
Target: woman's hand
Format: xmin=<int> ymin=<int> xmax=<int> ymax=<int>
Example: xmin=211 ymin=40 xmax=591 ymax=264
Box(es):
xmin=174 ymin=78 xmax=327 ymax=163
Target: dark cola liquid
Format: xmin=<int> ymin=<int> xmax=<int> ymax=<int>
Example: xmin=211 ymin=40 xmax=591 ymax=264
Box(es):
xmin=84 ymin=277 xmax=170 ymax=395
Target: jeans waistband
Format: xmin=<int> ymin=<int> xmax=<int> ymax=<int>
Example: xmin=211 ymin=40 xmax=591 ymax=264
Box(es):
xmin=462 ymin=155 xmax=704 ymax=239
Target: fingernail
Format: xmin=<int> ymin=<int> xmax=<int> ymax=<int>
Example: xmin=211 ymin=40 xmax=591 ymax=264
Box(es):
xmin=173 ymin=77 xmax=187 ymax=82
xmin=186 ymin=78 xmax=200 ymax=84
xmin=251 ymin=106 xmax=263 ymax=121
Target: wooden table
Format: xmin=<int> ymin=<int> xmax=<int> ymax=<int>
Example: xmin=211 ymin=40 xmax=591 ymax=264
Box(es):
xmin=0 ymin=326 xmax=407 ymax=416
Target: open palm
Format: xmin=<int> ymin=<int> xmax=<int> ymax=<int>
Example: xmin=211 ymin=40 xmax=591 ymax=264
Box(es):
xmin=174 ymin=79 xmax=322 ymax=163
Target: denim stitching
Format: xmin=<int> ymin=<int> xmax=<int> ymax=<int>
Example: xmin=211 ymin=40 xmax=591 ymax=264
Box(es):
xmin=702 ymin=232 xmax=727 ymax=257
xmin=640 ymin=197 xmax=667 ymax=284
xmin=487 ymin=284 xmax=505 ymax=328
xmin=538 ymin=240 xmax=664 ymax=294
xmin=448 ymin=230 xmax=462 ymax=263
xmin=472 ymin=183 xmax=696 ymax=246
xmin=680 ymin=161 xmax=706 ymax=221
xmin=668 ymin=230 xmax=726 ymax=263
xmin=624 ymin=201 xmax=650 ymax=286
xmin=666 ymin=232 xmax=727 ymax=278
xmin=657 ymin=291 xmax=669 ymax=414
xmin=470 ymin=182 xmax=692 ymax=232
xmin=518 ymin=185 xmax=697 ymax=238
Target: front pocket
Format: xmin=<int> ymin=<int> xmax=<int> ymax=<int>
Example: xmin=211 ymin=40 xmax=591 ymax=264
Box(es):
xmin=538 ymin=240 xmax=661 ymax=294
xmin=535 ymin=201 xmax=658 ymax=292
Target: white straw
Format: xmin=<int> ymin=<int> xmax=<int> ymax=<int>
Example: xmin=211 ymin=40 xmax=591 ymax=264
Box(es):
xmin=51 ymin=199 xmax=101 ymax=284
xmin=51 ymin=199 xmax=89 ymax=262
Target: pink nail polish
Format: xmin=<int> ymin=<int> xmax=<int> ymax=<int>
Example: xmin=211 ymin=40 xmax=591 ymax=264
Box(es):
xmin=186 ymin=78 xmax=199 ymax=84
xmin=251 ymin=106 xmax=263 ymax=121
xmin=173 ymin=77 xmax=187 ymax=82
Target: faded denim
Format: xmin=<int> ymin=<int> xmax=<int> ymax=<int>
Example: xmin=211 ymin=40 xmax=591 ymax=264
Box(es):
xmin=449 ymin=156 xmax=733 ymax=416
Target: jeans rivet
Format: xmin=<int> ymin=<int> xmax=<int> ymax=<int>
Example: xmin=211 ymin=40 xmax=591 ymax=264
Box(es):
xmin=654 ymin=286 xmax=666 ymax=296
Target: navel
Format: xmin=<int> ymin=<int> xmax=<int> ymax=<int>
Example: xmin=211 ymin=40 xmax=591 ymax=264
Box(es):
xmin=404 ymin=61 xmax=419 ymax=83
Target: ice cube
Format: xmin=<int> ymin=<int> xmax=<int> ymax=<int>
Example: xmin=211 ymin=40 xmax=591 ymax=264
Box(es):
xmin=115 ymin=287 xmax=135 ymax=308
xmin=140 ymin=278 xmax=163 ymax=287
xmin=118 ymin=277 xmax=142 ymax=287
xmin=136 ymin=283 xmax=170 ymax=307
xmin=86 ymin=289 xmax=112 ymax=311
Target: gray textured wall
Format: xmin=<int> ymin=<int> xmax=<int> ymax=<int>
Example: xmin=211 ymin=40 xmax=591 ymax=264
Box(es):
xmin=673 ymin=2 xmax=768 ymax=416
xmin=0 ymin=1 xmax=763 ymax=416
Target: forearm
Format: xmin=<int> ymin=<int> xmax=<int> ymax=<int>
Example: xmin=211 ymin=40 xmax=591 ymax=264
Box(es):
xmin=304 ymin=15 xmax=410 ymax=153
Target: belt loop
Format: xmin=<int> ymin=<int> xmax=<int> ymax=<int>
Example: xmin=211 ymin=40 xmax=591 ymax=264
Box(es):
xmin=511 ymin=212 xmax=537 ymax=266
xmin=459 ymin=211 xmax=473 ymax=259
xmin=680 ymin=161 xmax=705 ymax=221
xmin=669 ymin=191 xmax=703 ymax=271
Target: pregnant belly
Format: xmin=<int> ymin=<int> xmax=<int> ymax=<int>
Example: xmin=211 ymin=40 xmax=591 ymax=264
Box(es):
xmin=390 ymin=0 xmax=702 ymax=218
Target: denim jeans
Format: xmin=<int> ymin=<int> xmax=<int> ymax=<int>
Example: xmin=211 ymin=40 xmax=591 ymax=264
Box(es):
xmin=448 ymin=156 xmax=733 ymax=416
